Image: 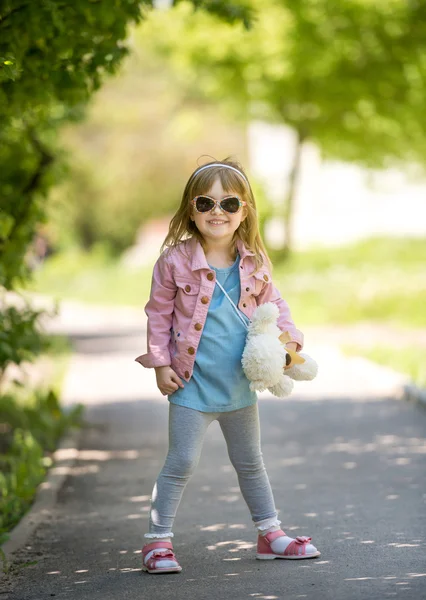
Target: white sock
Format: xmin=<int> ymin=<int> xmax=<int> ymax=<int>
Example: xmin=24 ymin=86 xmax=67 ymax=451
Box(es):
xmin=144 ymin=536 xmax=171 ymax=544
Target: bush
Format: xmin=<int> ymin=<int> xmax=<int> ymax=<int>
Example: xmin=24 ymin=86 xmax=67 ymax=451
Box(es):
xmin=0 ymin=301 xmax=51 ymax=387
xmin=0 ymin=387 xmax=83 ymax=544
xmin=0 ymin=429 xmax=45 ymax=539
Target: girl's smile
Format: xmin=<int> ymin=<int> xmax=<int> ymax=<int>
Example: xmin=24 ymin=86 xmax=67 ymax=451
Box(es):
xmin=207 ymin=219 xmax=228 ymax=226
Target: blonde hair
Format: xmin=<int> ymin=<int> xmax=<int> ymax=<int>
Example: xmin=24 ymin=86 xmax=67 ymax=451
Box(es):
xmin=160 ymin=157 xmax=272 ymax=276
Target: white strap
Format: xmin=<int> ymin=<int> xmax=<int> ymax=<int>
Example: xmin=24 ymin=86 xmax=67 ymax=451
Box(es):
xmin=215 ymin=279 xmax=249 ymax=330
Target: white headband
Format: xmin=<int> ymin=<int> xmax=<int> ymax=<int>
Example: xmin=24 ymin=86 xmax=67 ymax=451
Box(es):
xmin=190 ymin=163 xmax=249 ymax=184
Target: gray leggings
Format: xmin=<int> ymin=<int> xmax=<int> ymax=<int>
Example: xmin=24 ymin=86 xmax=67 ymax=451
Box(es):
xmin=145 ymin=402 xmax=280 ymax=538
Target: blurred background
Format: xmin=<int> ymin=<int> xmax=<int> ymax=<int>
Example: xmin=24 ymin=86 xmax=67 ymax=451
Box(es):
xmin=1 ymin=0 xmax=426 ymax=542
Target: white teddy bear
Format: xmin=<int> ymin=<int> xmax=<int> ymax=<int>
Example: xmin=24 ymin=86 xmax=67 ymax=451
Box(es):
xmin=241 ymin=302 xmax=318 ymax=398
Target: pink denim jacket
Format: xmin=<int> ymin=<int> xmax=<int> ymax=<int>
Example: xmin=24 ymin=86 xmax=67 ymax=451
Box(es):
xmin=135 ymin=236 xmax=304 ymax=382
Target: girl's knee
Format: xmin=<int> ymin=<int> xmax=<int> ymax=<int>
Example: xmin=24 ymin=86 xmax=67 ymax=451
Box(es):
xmin=164 ymin=451 xmax=200 ymax=478
xmin=229 ymin=452 xmax=265 ymax=475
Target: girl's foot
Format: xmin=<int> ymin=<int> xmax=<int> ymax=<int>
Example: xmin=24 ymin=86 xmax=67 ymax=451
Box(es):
xmin=141 ymin=541 xmax=182 ymax=573
xmin=256 ymin=529 xmax=321 ymax=560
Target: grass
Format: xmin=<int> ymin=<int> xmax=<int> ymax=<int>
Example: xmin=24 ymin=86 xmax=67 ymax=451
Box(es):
xmin=271 ymin=237 xmax=426 ymax=328
xmin=29 ymin=246 xmax=153 ymax=308
xmin=29 ymin=237 xmax=426 ymax=329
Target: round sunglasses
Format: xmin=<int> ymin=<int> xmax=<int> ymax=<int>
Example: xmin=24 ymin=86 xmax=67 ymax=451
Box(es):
xmin=192 ymin=195 xmax=247 ymax=215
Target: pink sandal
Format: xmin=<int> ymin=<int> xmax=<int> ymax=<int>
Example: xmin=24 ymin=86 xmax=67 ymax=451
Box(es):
xmin=256 ymin=530 xmax=321 ymax=560
xmin=141 ymin=541 xmax=182 ymax=574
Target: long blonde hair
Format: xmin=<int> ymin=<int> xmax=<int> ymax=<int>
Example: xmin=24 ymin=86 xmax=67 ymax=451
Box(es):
xmin=160 ymin=157 xmax=272 ymax=275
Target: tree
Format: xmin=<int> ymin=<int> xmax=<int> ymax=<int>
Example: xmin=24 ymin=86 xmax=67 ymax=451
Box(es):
xmin=137 ymin=0 xmax=426 ymax=252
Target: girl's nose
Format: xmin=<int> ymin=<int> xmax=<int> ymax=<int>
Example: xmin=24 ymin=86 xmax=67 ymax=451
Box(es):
xmin=211 ymin=202 xmax=224 ymax=215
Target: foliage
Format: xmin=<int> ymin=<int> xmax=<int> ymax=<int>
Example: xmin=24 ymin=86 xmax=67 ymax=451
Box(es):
xmin=139 ymin=0 xmax=426 ymax=168
xmin=0 ymin=300 xmax=51 ymax=389
xmin=175 ymin=0 xmax=253 ymax=27
xmin=0 ymin=0 xmax=145 ymax=290
xmin=0 ymin=387 xmax=83 ymax=543
xmin=138 ymin=0 xmax=426 ymax=251
xmin=282 ymin=0 xmax=426 ymax=165
xmin=0 ymin=429 xmax=45 ymax=545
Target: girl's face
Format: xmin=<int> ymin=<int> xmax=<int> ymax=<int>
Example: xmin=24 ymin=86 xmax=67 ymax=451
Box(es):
xmin=190 ymin=177 xmax=247 ymax=247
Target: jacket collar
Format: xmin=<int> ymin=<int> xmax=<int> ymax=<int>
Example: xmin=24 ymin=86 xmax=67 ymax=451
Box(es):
xmin=189 ymin=236 xmax=255 ymax=272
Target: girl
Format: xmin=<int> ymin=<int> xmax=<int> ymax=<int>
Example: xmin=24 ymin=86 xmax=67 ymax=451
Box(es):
xmin=135 ymin=158 xmax=321 ymax=574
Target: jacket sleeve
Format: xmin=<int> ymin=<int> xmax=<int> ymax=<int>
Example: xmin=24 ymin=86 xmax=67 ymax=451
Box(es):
xmin=256 ymin=280 xmax=304 ymax=351
xmin=135 ymin=252 xmax=177 ymax=368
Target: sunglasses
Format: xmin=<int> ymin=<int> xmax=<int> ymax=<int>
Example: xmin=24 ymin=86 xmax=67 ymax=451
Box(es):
xmin=192 ymin=195 xmax=247 ymax=215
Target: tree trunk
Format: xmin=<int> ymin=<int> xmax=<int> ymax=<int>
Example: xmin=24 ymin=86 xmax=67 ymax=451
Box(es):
xmin=282 ymin=127 xmax=306 ymax=257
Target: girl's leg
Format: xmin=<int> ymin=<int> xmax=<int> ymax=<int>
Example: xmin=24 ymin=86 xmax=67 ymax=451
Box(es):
xmin=218 ymin=403 xmax=281 ymax=532
xmin=144 ymin=403 xmax=216 ymax=540
xmin=218 ymin=403 xmax=319 ymax=558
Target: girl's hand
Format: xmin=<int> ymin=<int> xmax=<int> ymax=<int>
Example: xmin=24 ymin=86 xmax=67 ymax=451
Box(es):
xmin=154 ymin=366 xmax=185 ymax=396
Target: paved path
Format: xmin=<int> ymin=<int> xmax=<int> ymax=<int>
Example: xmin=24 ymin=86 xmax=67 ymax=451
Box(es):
xmin=3 ymin=300 xmax=426 ymax=600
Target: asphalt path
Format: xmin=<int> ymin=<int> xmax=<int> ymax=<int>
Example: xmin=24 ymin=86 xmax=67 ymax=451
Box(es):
xmin=3 ymin=302 xmax=426 ymax=600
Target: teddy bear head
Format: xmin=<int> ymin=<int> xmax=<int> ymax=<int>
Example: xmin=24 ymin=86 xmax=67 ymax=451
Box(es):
xmin=247 ymin=302 xmax=281 ymax=337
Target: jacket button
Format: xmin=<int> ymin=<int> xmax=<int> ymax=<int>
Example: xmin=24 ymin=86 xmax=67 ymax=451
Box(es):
xmin=207 ymin=272 xmax=214 ymax=281
xmin=263 ymin=274 xmax=269 ymax=282
xmin=194 ymin=323 xmax=202 ymax=331
xmin=185 ymin=284 xmax=191 ymax=292
xmin=187 ymin=347 xmax=195 ymax=355
xmin=201 ymin=296 xmax=209 ymax=304
xmin=245 ymin=287 xmax=250 ymax=292
xmin=242 ymin=303 xmax=247 ymax=308
xmin=185 ymin=370 xmax=190 ymax=378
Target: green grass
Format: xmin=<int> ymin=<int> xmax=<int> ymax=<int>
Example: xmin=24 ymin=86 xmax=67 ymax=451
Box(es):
xmin=29 ymin=246 xmax=154 ymax=308
xmin=271 ymin=237 xmax=426 ymax=328
xmin=343 ymin=345 xmax=426 ymax=388
xmin=28 ymin=237 xmax=426 ymax=328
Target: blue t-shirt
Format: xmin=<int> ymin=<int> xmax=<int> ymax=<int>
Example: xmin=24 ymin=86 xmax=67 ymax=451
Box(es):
xmin=169 ymin=253 xmax=257 ymax=412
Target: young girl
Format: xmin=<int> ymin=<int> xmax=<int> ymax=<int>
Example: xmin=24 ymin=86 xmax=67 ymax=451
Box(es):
xmin=135 ymin=158 xmax=321 ymax=573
